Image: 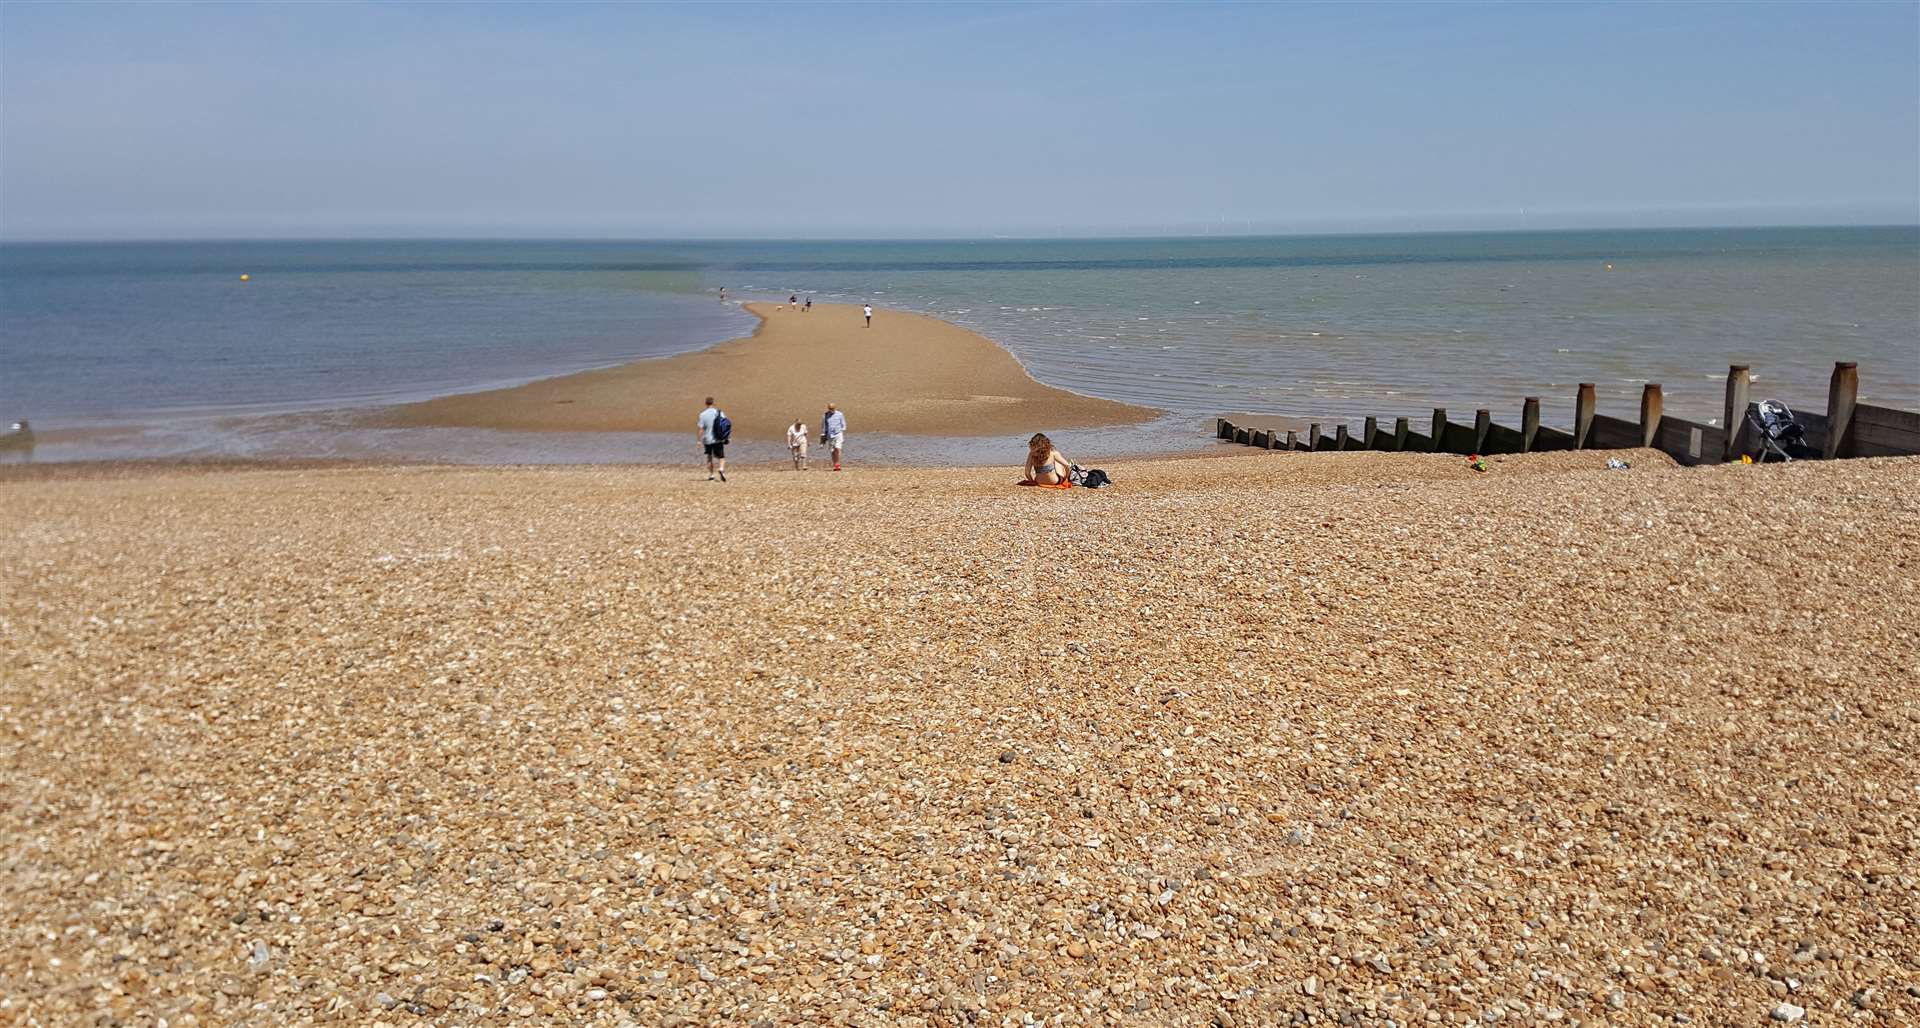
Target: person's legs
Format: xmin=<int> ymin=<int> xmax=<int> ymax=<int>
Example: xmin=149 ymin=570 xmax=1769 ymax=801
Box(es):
xmin=706 ymin=444 xmax=716 ymax=480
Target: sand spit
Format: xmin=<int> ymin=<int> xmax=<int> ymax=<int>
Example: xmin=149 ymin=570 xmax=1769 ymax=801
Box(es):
xmin=4 ymin=450 xmax=1918 ymax=1026
xmin=363 ymin=302 xmax=1159 ymax=440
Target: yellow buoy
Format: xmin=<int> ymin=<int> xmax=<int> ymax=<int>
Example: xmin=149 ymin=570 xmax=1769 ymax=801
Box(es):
xmin=1604 ymin=263 xmax=1613 ymax=271
xmin=240 ymin=273 xmax=250 ymax=282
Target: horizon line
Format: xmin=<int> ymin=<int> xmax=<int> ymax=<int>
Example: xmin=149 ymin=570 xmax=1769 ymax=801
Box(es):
xmin=4 ymin=222 xmax=1918 ymax=247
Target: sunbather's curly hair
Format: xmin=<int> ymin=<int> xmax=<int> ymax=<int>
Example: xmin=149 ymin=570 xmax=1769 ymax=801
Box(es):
xmin=1027 ymin=433 xmax=1053 ymax=463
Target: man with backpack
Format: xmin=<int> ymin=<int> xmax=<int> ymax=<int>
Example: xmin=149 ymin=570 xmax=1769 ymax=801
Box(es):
xmin=697 ymin=397 xmax=730 ymax=482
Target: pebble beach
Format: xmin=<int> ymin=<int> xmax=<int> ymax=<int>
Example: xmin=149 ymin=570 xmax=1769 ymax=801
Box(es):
xmin=4 ymin=449 xmax=1917 ymax=1026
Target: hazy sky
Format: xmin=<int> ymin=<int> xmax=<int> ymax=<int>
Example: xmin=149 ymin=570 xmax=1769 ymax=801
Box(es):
xmin=2 ymin=1 xmax=1916 ymax=240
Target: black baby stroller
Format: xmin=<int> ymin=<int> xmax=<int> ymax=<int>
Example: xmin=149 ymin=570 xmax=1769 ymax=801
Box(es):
xmin=1746 ymin=399 xmax=1818 ymax=462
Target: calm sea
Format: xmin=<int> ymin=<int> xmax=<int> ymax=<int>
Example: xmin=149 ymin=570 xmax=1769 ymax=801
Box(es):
xmin=3 ymin=229 xmax=1915 ymax=463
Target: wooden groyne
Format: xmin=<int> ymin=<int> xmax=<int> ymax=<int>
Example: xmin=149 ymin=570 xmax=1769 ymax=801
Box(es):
xmin=1216 ymin=361 xmax=1920 ymax=465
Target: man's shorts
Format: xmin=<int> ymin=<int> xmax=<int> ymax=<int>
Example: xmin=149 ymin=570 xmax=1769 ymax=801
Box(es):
xmin=828 ymin=432 xmax=845 ymax=451
xmin=704 ymin=442 xmax=726 ymax=458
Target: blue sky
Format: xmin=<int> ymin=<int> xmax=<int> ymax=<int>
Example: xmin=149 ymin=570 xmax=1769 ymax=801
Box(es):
xmin=2 ymin=1 xmax=1915 ymax=239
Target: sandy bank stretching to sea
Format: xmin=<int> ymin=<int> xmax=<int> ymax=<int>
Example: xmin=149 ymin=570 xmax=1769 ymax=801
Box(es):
xmin=6 ymin=449 xmax=1918 ymax=1024
xmin=364 ymin=302 xmax=1158 ymax=439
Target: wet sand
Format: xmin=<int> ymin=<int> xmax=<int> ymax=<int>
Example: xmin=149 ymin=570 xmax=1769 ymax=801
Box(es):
xmin=363 ymin=302 xmax=1160 ymax=440
xmin=5 ymin=449 xmax=1918 ymax=1024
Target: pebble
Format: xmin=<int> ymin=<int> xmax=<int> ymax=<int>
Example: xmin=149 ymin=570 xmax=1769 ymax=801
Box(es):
xmin=5 ymin=454 xmax=1916 ymax=1025
xmin=1770 ymin=1002 xmax=1804 ymax=1022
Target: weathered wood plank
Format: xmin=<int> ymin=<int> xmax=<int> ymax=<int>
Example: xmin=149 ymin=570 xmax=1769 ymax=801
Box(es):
xmin=1481 ymin=422 xmax=1527 ymax=454
xmin=1849 ymin=403 xmax=1920 ymax=457
xmin=1798 ymin=409 xmax=1830 ymax=455
xmin=1824 ymin=361 xmax=1858 ymax=460
xmin=1640 ymin=384 xmax=1664 ymax=448
xmin=1521 ymin=397 xmax=1540 ymax=452
xmin=1438 ymin=422 xmax=1479 ymax=454
xmin=1574 ymin=383 xmax=1597 ymax=448
xmin=1233 ymin=427 xmax=1251 ymax=445
xmin=1530 ymin=425 xmax=1574 ymax=452
xmin=1391 ymin=417 xmax=1410 ymax=452
xmin=1589 ymin=414 xmax=1640 ymax=449
xmin=1722 ymin=366 xmax=1749 ymax=462
xmin=1402 ymin=430 xmax=1433 ymax=451
xmin=1652 ymin=416 xmax=1723 ymax=466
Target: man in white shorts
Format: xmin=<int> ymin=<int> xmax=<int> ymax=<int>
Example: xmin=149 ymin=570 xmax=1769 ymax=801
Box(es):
xmin=822 ymin=402 xmax=847 ymax=471
xmin=863 ymin=303 xmax=873 ymax=327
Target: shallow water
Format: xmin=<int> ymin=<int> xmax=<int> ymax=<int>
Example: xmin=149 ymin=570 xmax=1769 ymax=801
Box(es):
xmin=3 ymin=229 xmax=1914 ymax=462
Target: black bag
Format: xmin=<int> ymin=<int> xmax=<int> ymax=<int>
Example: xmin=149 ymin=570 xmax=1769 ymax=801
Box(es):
xmin=1070 ymin=465 xmax=1112 ymax=489
xmin=713 ymin=412 xmax=732 ymax=444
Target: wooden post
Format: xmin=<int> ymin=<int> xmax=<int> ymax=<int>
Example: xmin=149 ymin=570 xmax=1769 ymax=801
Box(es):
xmin=1472 ymin=409 xmax=1491 ymax=453
xmin=1521 ymin=397 xmax=1540 ymax=452
xmin=1430 ymin=409 xmax=1447 ymax=452
xmin=1285 ymin=430 xmax=1297 ymax=451
xmin=1722 ymin=365 xmax=1750 ymax=462
xmin=1334 ymin=424 xmax=1349 ymax=451
xmin=1639 ymin=384 xmax=1664 ymax=448
xmin=1574 ymin=384 xmax=1596 ymax=449
xmin=1363 ymin=416 xmax=1378 ymax=449
xmin=1217 ymin=418 xmax=1230 ymax=440
xmin=1233 ymin=427 xmax=1250 ymax=445
xmin=1392 ymin=417 xmax=1409 ymax=452
xmin=1307 ymin=423 xmax=1320 ymax=452
xmin=1825 ymin=361 xmax=1858 ymax=459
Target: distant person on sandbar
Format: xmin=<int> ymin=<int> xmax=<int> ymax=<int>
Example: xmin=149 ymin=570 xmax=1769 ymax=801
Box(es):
xmin=863 ymin=303 xmax=873 ymax=327
xmin=1021 ymin=433 xmax=1071 ymax=486
xmin=719 ymin=287 xmax=726 ymax=301
xmin=822 ymin=402 xmax=847 ymax=471
xmin=697 ymin=397 xmax=729 ymax=482
xmin=787 ymin=419 xmax=809 ymax=470
xmin=804 ymin=297 xmax=812 ymax=313
xmin=789 ymin=294 xmax=798 ymax=308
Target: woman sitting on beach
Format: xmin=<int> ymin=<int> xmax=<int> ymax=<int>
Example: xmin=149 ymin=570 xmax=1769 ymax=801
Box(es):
xmin=1021 ymin=433 xmax=1071 ymax=486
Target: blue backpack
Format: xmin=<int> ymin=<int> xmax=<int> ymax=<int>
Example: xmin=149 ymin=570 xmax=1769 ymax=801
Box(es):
xmin=713 ymin=412 xmax=732 ymax=444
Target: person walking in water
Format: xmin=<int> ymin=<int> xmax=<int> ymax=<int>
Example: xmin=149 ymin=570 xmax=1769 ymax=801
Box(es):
xmin=863 ymin=303 xmax=873 ymax=327
xmin=822 ymin=402 xmax=847 ymax=471
xmin=697 ymin=396 xmax=728 ymax=482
